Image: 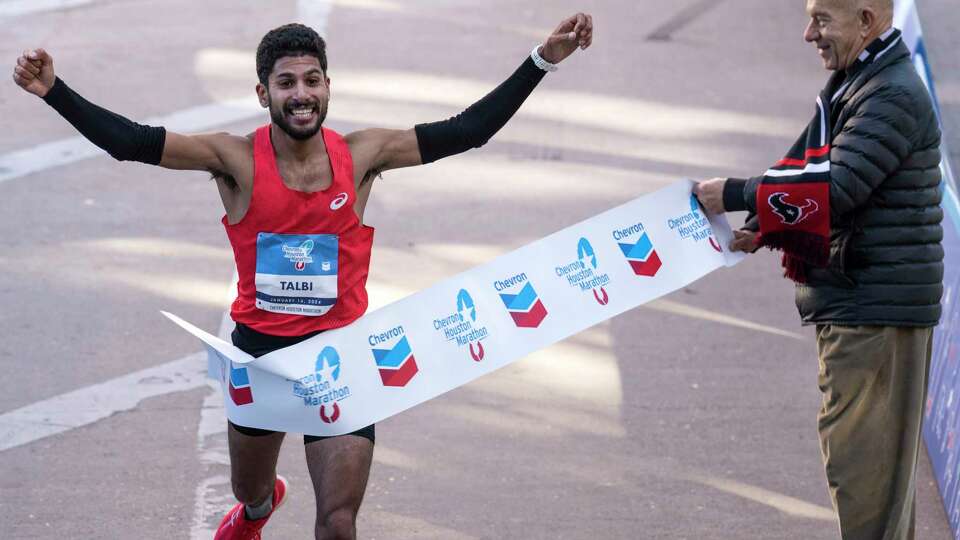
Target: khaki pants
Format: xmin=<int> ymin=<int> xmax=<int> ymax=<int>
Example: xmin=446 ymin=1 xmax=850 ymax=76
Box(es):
xmin=816 ymin=325 xmax=933 ymax=540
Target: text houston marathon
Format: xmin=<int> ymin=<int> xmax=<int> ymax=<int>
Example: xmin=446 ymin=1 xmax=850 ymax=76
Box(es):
xmin=433 ymin=313 xmax=489 ymax=345
xmin=555 ymin=260 xmax=609 ymax=291
xmin=668 ymin=212 xmax=712 ymax=241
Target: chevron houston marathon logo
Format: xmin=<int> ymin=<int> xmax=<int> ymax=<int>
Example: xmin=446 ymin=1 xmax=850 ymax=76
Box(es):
xmin=370 ymin=326 xmax=419 ymax=387
xmin=613 ymin=222 xmax=662 ymax=277
xmin=555 ymin=237 xmax=611 ymax=305
xmin=434 ymin=289 xmax=490 ymax=362
xmin=495 ymin=272 xmax=548 ymax=328
xmin=292 ymin=346 xmax=351 ymax=424
xmin=667 ymin=194 xmax=723 ymax=253
xmin=283 ymin=238 xmax=315 ymax=271
xmin=227 ymin=362 xmax=254 ymax=406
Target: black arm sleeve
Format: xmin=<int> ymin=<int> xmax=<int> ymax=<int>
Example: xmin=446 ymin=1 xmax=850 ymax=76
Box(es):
xmin=414 ymin=56 xmax=547 ymax=164
xmin=722 ymin=177 xmax=749 ymax=212
xmin=42 ymin=77 xmax=166 ymax=165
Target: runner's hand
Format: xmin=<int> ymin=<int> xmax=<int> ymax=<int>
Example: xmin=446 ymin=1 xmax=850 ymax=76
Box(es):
xmin=13 ymin=48 xmax=56 ymax=98
xmin=539 ymin=12 xmax=594 ymax=64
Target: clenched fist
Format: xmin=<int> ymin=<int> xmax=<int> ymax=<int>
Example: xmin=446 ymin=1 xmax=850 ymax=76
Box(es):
xmin=539 ymin=12 xmax=594 ymax=64
xmin=13 ymin=48 xmax=55 ymax=98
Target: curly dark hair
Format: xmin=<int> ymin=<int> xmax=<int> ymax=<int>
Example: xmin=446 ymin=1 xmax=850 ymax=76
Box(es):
xmin=256 ymin=23 xmax=328 ymax=85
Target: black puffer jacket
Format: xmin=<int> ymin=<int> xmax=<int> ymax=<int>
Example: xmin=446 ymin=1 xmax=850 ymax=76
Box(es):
xmin=746 ymin=41 xmax=943 ymax=327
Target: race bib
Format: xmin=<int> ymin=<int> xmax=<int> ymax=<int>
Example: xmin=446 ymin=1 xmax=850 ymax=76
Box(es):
xmin=255 ymin=233 xmax=338 ymax=316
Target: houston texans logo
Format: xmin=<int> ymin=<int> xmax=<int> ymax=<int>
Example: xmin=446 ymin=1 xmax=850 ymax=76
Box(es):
xmin=319 ymin=403 xmax=340 ymax=423
xmin=768 ymin=192 xmax=819 ymax=225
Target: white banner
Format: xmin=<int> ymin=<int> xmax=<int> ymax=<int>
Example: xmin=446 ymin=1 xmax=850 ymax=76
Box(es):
xmin=165 ymin=179 xmax=744 ymax=436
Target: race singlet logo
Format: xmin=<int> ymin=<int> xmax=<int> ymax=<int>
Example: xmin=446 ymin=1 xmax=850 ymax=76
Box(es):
xmin=330 ymin=192 xmax=349 ymax=211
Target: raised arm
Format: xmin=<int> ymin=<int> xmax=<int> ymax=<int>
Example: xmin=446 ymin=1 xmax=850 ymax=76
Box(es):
xmin=13 ymin=48 xmax=238 ymax=173
xmin=347 ymin=12 xmax=594 ymax=176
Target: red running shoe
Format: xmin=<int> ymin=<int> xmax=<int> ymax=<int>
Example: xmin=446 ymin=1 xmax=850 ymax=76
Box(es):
xmin=214 ymin=476 xmax=288 ymax=540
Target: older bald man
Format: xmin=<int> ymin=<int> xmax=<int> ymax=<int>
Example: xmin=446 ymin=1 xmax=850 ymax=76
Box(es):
xmin=695 ymin=1 xmax=942 ymax=539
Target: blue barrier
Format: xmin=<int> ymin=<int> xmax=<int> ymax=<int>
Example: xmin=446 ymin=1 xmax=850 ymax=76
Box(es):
xmin=900 ymin=0 xmax=960 ymax=536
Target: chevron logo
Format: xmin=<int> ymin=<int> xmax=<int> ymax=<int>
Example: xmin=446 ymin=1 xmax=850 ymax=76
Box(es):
xmin=372 ymin=335 xmax=419 ymax=387
xmin=618 ymin=232 xmax=662 ymax=277
xmin=227 ymin=362 xmax=254 ymax=406
xmin=498 ymin=281 xmax=548 ymax=328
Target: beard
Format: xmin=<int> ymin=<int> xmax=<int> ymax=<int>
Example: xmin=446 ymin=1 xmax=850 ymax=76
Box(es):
xmin=268 ymin=96 xmax=328 ymax=141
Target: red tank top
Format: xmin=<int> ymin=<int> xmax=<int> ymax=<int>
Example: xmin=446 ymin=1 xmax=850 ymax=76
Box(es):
xmin=223 ymin=125 xmax=374 ymax=336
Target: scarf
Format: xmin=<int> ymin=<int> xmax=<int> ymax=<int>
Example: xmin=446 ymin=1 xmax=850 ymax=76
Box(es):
xmin=756 ymin=28 xmax=903 ymax=282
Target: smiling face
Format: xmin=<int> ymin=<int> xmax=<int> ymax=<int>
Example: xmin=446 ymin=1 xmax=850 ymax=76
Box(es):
xmin=257 ymin=55 xmax=330 ymax=141
xmin=803 ymin=0 xmax=866 ymax=71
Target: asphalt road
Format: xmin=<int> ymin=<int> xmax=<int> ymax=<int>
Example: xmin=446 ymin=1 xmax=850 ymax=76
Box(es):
xmin=1 ymin=0 xmax=958 ymax=539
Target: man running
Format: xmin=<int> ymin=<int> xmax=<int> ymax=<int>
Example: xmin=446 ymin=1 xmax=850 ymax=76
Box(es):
xmin=12 ymin=13 xmax=593 ymax=540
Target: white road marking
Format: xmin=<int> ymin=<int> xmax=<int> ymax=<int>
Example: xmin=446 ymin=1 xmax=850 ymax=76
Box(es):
xmin=189 ymin=473 xmax=233 ymax=538
xmin=646 ymin=299 xmax=806 ymax=340
xmin=189 ymin=275 xmax=235 ymax=539
xmin=0 ymin=97 xmax=261 ymax=185
xmin=189 ymin=380 xmax=232 ymax=539
xmin=0 ymin=0 xmax=93 ymax=18
xmin=332 ymin=0 xmax=401 ymax=11
xmin=681 ymin=471 xmax=836 ymax=521
xmin=0 ymin=352 xmax=207 ymax=452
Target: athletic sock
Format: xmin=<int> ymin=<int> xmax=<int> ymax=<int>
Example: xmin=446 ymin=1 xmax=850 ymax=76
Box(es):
xmin=244 ymin=493 xmax=274 ymax=520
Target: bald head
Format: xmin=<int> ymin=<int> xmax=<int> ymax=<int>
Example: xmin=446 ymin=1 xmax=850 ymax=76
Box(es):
xmin=804 ymin=0 xmax=896 ymax=71
xmin=813 ymin=0 xmax=893 ymax=25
